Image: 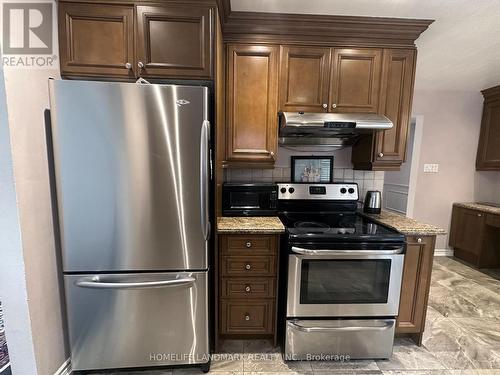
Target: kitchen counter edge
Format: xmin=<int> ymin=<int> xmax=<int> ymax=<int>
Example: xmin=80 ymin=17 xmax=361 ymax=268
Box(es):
xmin=217 ymin=216 xmax=285 ymax=234
xmin=453 ymin=202 xmax=500 ymax=215
xmin=360 ymin=209 xmax=446 ymax=236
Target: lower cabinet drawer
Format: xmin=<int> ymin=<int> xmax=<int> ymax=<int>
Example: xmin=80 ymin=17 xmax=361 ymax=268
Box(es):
xmin=220 ymin=278 xmax=275 ymax=299
xmin=220 ymin=256 xmax=276 ymax=276
xmin=220 ymin=300 xmax=274 ymax=334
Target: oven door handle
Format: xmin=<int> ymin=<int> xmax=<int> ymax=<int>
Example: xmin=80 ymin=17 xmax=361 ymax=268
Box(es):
xmin=291 ymin=246 xmax=404 ymax=256
xmin=287 ymin=320 xmax=395 ymax=332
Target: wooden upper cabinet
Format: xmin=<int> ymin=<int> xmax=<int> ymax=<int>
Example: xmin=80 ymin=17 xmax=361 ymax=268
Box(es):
xmin=279 ymin=46 xmax=331 ymax=112
xmin=374 ymin=49 xmax=416 ymax=164
xmin=58 ymin=3 xmax=135 ymax=78
xmin=136 ymin=5 xmax=213 ymax=79
xmin=351 ymin=48 xmax=416 ymax=170
xmin=329 ymin=48 xmax=382 ymax=113
xmin=225 ymin=44 xmax=279 ymax=167
xmin=476 ymin=85 xmax=500 ymax=170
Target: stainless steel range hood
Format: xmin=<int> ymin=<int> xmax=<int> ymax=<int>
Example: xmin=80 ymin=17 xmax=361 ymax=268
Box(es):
xmin=279 ymin=112 xmax=393 ymax=148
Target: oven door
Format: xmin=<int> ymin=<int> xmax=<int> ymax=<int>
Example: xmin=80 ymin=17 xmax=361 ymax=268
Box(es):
xmin=287 ymin=245 xmax=404 ymax=317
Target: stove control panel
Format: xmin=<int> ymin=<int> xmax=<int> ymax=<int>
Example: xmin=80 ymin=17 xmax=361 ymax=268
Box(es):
xmin=277 ymin=183 xmax=358 ymax=200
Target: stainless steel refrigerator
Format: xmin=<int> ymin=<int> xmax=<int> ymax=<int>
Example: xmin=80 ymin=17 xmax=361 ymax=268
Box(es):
xmin=48 ymin=79 xmax=212 ymax=372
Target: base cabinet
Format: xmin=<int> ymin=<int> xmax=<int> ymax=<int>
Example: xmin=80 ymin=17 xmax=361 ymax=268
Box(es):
xmin=449 ymin=205 xmax=500 ymax=268
xmin=217 ymin=234 xmax=279 ymax=343
xmin=396 ymin=235 xmax=436 ymax=345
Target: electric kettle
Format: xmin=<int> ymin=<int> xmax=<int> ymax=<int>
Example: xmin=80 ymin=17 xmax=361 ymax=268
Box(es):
xmin=363 ymin=190 xmax=382 ymax=214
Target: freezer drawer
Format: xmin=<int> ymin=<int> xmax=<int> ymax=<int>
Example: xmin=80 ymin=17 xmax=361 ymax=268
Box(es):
xmin=65 ymin=272 xmax=208 ymax=371
xmin=285 ymin=319 xmax=395 ymax=360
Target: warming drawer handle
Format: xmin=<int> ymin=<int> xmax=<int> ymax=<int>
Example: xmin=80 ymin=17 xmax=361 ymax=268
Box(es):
xmin=75 ymin=276 xmax=196 ymax=290
xmin=291 ymin=246 xmax=404 ymax=256
xmin=287 ymin=320 xmax=394 ymax=333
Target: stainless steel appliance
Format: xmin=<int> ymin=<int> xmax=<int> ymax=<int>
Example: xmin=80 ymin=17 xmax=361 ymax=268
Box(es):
xmin=277 ymin=183 xmax=405 ymax=360
xmin=48 ymin=79 xmax=212 ymax=372
xmin=279 ymin=112 xmax=393 ymax=148
xmin=222 ymin=183 xmax=277 ymax=216
xmin=364 ymin=190 xmax=382 ymax=214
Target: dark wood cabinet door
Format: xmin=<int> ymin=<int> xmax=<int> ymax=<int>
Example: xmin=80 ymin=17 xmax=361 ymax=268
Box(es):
xmin=329 ymin=48 xmax=382 ymax=113
xmin=279 ymin=46 xmax=331 ymax=112
xmin=58 ymin=3 xmax=134 ymax=78
xmin=225 ymin=44 xmax=279 ymax=167
xmin=452 ymin=207 xmax=485 ymax=263
xmin=374 ymin=49 xmax=416 ymax=165
xmin=136 ymin=4 xmax=213 ymax=79
xmin=476 ymin=86 xmax=500 ymax=170
xmin=397 ymin=236 xmax=435 ymax=339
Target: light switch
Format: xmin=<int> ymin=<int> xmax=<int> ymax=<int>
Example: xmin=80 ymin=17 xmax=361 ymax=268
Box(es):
xmin=423 ymin=164 xmax=439 ymax=173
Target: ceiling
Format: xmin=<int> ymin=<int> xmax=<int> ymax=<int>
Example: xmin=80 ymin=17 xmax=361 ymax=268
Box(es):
xmin=231 ymin=0 xmax=500 ymax=91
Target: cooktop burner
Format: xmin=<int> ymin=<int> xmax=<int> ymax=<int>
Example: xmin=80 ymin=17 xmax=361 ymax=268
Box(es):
xmin=294 ymin=221 xmax=330 ymax=229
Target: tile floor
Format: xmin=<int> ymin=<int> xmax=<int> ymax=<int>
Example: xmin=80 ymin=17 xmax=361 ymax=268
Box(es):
xmin=96 ymin=257 xmax=500 ymax=375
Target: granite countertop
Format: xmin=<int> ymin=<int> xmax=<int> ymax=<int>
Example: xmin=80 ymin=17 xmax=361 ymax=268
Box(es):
xmin=453 ymin=202 xmax=500 ymax=215
xmin=361 ymin=210 xmax=446 ymax=236
xmin=217 ymin=216 xmax=285 ymax=234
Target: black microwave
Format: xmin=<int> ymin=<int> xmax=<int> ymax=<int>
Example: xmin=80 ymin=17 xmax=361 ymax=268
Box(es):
xmin=222 ymin=183 xmax=278 ymax=216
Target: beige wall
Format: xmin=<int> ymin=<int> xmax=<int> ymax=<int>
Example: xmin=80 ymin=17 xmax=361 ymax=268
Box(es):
xmin=4 ymin=66 xmax=68 ymax=374
xmin=475 ymin=171 xmax=500 ymax=204
xmin=411 ymin=89 xmax=483 ymax=248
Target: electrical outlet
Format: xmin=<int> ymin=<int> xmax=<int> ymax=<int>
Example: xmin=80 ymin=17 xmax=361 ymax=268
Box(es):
xmin=423 ymin=164 xmax=439 ymax=173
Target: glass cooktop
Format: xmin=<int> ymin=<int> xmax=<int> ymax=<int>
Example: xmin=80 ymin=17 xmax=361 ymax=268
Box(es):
xmin=279 ymin=212 xmax=405 ymax=243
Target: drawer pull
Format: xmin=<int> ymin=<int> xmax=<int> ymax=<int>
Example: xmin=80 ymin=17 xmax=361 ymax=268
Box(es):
xmin=417 ymin=238 xmax=422 ymax=243
xmin=245 ymin=264 xmax=251 ymax=270
xmin=477 ymin=213 xmax=482 ymax=217
xmin=245 ymin=314 xmax=250 ymax=321
xmin=245 ymin=241 xmax=252 ymax=248
xmin=245 ymin=285 xmax=251 ymax=292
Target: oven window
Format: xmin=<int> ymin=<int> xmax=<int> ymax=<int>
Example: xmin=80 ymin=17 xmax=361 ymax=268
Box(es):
xmin=230 ymin=192 xmax=259 ymax=208
xmin=300 ymin=259 xmax=391 ymax=304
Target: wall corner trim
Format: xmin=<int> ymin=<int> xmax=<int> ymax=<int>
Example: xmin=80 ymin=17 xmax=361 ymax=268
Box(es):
xmin=54 ymin=358 xmax=71 ymax=375
xmin=434 ymin=248 xmax=454 ymax=257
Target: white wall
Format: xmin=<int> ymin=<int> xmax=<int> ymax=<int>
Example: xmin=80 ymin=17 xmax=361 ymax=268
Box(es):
xmin=0 ymin=67 xmax=38 ymax=375
xmin=411 ymin=89 xmax=484 ymax=249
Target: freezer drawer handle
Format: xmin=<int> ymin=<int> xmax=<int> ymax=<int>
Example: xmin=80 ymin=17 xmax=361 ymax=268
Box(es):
xmin=287 ymin=320 xmax=394 ymax=332
xmin=75 ymin=276 xmax=196 ymax=290
xmin=291 ymin=246 xmax=404 ymax=256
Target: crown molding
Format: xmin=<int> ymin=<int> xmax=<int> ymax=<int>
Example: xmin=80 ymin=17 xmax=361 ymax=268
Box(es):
xmin=217 ymin=1 xmax=433 ymax=48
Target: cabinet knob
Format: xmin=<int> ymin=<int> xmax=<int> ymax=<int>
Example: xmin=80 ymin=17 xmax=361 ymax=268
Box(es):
xmin=245 ymin=264 xmax=251 ymax=270
xmin=245 ymin=314 xmax=250 ymax=321
xmin=322 ymin=103 xmax=328 ymax=109
xmin=245 ymin=285 xmax=251 ymax=293
xmin=417 ymin=238 xmax=422 ymax=243
xmin=137 ymin=61 xmax=144 ymax=69
xmin=245 ymin=241 xmax=252 ymax=248
xmin=477 ymin=213 xmax=482 ymax=217
xmin=125 ymin=62 xmax=132 ymax=70
xmin=331 ymin=103 xmax=337 ymax=109
xmin=378 ymin=152 xmax=384 ymax=157
xmin=270 ymin=151 xmax=275 ymax=157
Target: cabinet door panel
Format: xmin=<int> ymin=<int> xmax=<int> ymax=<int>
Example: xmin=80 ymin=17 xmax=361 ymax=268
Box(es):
xmin=375 ymin=49 xmax=416 ymax=164
xmin=476 ymin=94 xmax=500 ymax=170
xmin=58 ymin=3 xmax=134 ymax=78
xmin=454 ymin=208 xmax=485 ymax=257
xmin=136 ymin=5 xmax=213 ymax=79
xmin=279 ymin=46 xmax=330 ymax=112
xmin=397 ymin=236 xmax=435 ymax=334
xmin=226 ymin=45 xmax=279 ymax=166
xmin=330 ymin=48 xmax=382 ymax=113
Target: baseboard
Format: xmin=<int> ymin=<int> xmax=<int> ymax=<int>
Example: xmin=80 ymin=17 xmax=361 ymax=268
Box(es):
xmin=434 ymin=248 xmax=454 ymax=257
xmin=54 ymin=358 xmax=71 ymax=375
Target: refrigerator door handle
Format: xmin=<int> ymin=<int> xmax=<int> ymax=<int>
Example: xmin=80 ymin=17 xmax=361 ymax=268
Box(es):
xmin=200 ymin=120 xmax=210 ymax=241
xmin=75 ymin=276 xmax=196 ymax=290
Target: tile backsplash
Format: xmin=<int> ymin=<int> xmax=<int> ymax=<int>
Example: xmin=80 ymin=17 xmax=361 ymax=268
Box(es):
xmin=225 ymin=168 xmax=385 ymax=201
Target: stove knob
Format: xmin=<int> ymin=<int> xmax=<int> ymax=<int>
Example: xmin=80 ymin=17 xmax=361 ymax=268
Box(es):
xmin=280 ymin=187 xmax=287 ymax=193
xmin=340 ymin=188 xmax=347 ymax=194
xmin=289 ymin=187 xmax=295 ymax=194
xmin=348 ymin=188 xmax=355 ymax=194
